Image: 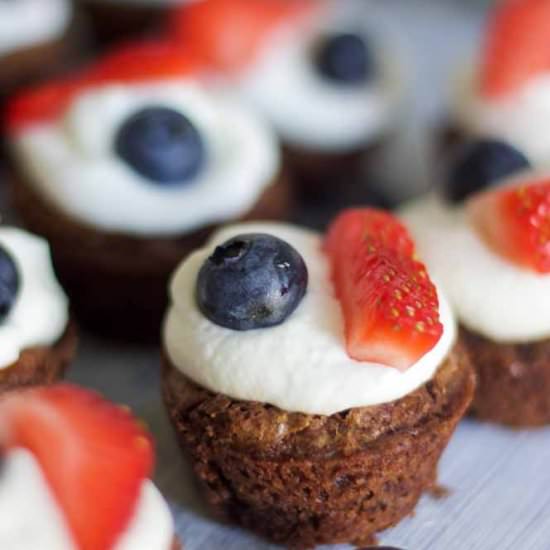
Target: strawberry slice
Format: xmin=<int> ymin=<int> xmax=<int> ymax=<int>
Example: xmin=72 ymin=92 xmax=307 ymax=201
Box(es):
xmin=481 ymin=0 xmax=550 ymax=98
xmin=468 ymin=176 xmax=550 ymax=273
xmin=324 ymin=209 xmax=443 ymax=371
xmin=91 ymin=39 xmax=199 ymax=83
xmin=6 ymin=39 xmax=198 ymax=132
xmin=171 ymin=0 xmax=319 ymax=73
xmin=6 ymin=77 xmax=92 ymax=132
xmin=0 ymin=384 xmax=154 ymax=550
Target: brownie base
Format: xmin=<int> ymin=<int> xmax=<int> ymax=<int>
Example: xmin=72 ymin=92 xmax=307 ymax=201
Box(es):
xmin=0 ymin=321 xmax=77 ymax=394
xmin=460 ymin=326 xmax=550 ymax=427
xmin=79 ymin=1 xmax=169 ymax=46
xmin=0 ymin=15 xmax=88 ymax=98
xmin=283 ymin=138 xmax=385 ymax=202
xmin=162 ymin=346 xmax=475 ymax=549
xmin=11 ymin=171 xmax=291 ymax=343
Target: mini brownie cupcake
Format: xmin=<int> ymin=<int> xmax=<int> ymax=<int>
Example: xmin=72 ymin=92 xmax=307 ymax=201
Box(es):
xmin=0 ymin=0 xmax=75 ymax=93
xmin=443 ymin=0 xmax=550 ymax=164
xmin=6 ymin=40 xmax=288 ymax=342
xmin=172 ymin=0 xmax=403 ymax=199
xmin=0 ymin=383 xmax=179 ymax=549
xmin=0 ymin=226 xmax=74 ymax=394
xmin=402 ymin=170 xmax=550 ymax=427
xmin=78 ymin=0 xmax=195 ymax=46
xmin=162 ymin=210 xmax=474 ymax=548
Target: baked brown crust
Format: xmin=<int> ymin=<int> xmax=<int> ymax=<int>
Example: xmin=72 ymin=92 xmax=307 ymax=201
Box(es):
xmin=460 ymin=326 xmax=550 ymax=427
xmin=0 ymin=321 xmax=77 ymax=394
xmin=0 ymin=14 xmax=87 ymax=96
xmin=79 ymin=1 xmax=167 ymax=45
xmin=10 ymin=170 xmax=291 ymax=342
xmin=162 ymin=345 xmax=475 ymax=549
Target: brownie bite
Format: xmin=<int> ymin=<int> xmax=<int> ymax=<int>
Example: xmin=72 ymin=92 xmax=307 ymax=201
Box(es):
xmin=0 ymin=384 xmax=179 ymax=549
xmin=0 ymin=227 xmax=74 ymax=393
xmin=402 ymin=169 xmax=550 ymax=428
xmin=162 ymin=212 xmax=474 ymax=547
xmin=171 ymin=0 xmax=404 ymax=200
xmin=440 ymin=0 xmax=550 ymax=183
xmin=6 ymin=40 xmax=289 ymax=342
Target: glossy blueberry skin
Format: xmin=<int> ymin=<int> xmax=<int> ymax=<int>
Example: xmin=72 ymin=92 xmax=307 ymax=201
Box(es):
xmin=445 ymin=139 xmax=530 ymax=203
xmin=115 ymin=106 xmax=206 ymax=185
xmin=315 ymin=32 xmax=375 ymax=85
xmin=196 ymin=233 xmax=308 ymax=331
xmin=0 ymin=246 xmax=19 ymax=322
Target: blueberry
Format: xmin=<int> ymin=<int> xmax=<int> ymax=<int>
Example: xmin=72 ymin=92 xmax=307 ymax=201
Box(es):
xmin=115 ymin=106 xmax=206 ymax=185
xmin=196 ymin=233 xmax=308 ymax=330
xmin=445 ymin=139 xmax=530 ymax=203
xmin=0 ymin=246 xmax=19 ymax=322
xmin=315 ymin=32 xmax=375 ymax=84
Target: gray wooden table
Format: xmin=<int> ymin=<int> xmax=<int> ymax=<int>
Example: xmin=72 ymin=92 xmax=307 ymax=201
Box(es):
xmin=11 ymin=1 xmax=550 ymax=548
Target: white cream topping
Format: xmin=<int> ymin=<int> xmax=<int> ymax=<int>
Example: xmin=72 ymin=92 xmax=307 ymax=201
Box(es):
xmin=12 ymin=80 xmax=279 ymax=236
xmin=453 ymin=67 xmax=550 ymax=167
xmin=0 ymin=450 xmax=174 ymax=550
xmin=401 ymin=194 xmax=550 ymax=343
xmin=0 ymin=0 xmax=71 ymax=57
xmin=231 ymin=1 xmax=403 ymax=152
xmin=0 ymin=228 xmax=68 ymax=370
xmin=164 ymin=222 xmax=456 ymax=416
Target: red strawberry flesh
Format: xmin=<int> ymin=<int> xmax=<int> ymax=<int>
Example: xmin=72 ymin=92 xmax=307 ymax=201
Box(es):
xmin=0 ymin=384 xmax=154 ymax=550
xmin=481 ymin=0 xmax=550 ymax=98
xmin=324 ymin=209 xmax=443 ymax=371
xmin=468 ymin=177 xmax=550 ymax=273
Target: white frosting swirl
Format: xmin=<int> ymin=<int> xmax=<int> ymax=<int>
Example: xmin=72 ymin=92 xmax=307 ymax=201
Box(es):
xmin=452 ymin=68 xmax=550 ymax=167
xmin=231 ymin=0 xmax=403 ymax=152
xmin=12 ymin=80 xmax=279 ymax=236
xmin=0 ymin=449 xmax=174 ymax=550
xmin=401 ymin=194 xmax=550 ymax=343
xmin=0 ymin=228 xmax=69 ymax=370
xmin=164 ymin=222 xmax=456 ymax=416
xmin=0 ymin=0 xmax=71 ymax=57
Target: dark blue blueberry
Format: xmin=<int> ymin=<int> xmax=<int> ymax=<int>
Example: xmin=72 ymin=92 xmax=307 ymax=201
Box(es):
xmin=196 ymin=233 xmax=308 ymax=331
xmin=115 ymin=106 xmax=206 ymax=185
xmin=445 ymin=139 xmax=530 ymax=203
xmin=315 ymin=32 xmax=375 ymax=84
xmin=0 ymin=246 xmax=19 ymax=322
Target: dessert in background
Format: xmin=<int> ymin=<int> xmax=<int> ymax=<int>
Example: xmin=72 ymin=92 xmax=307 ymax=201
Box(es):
xmin=0 ymin=227 xmax=74 ymax=394
xmin=172 ymin=0 xmax=404 ymax=198
xmin=78 ymin=0 xmax=197 ymax=45
xmin=6 ymin=40 xmax=288 ymax=342
xmin=445 ymin=0 xmax=550 ymax=173
xmin=162 ymin=210 xmax=474 ymax=547
xmin=0 ymin=384 xmax=179 ymax=549
xmin=402 ymin=169 xmax=550 ymax=427
xmin=0 ymin=0 xmax=76 ymax=93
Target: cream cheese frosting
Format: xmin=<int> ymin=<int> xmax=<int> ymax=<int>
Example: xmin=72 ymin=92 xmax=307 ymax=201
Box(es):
xmin=0 ymin=449 xmax=174 ymax=550
xmin=12 ymin=80 xmax=279 ymax=236
xmin=452 ymin=67 xmax=550 ymax=167
xmin=0 ymin=228 xmax=69 ymax=369
xmin=164 ymin=222 xmax=456 ymax=416
xmin=0 ymin=0 xmax=71 ymax=57
xmin=401 ymin=193 xmax=550 ymax=343
xmin=231 ymin=1 xmax=403 ymax=152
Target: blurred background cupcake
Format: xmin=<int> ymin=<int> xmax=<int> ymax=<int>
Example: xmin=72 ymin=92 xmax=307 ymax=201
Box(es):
xmin=5 ymin=40 xmax=288 ymax=342
xmin=171 ymin=0 xmax=405 ymax=205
